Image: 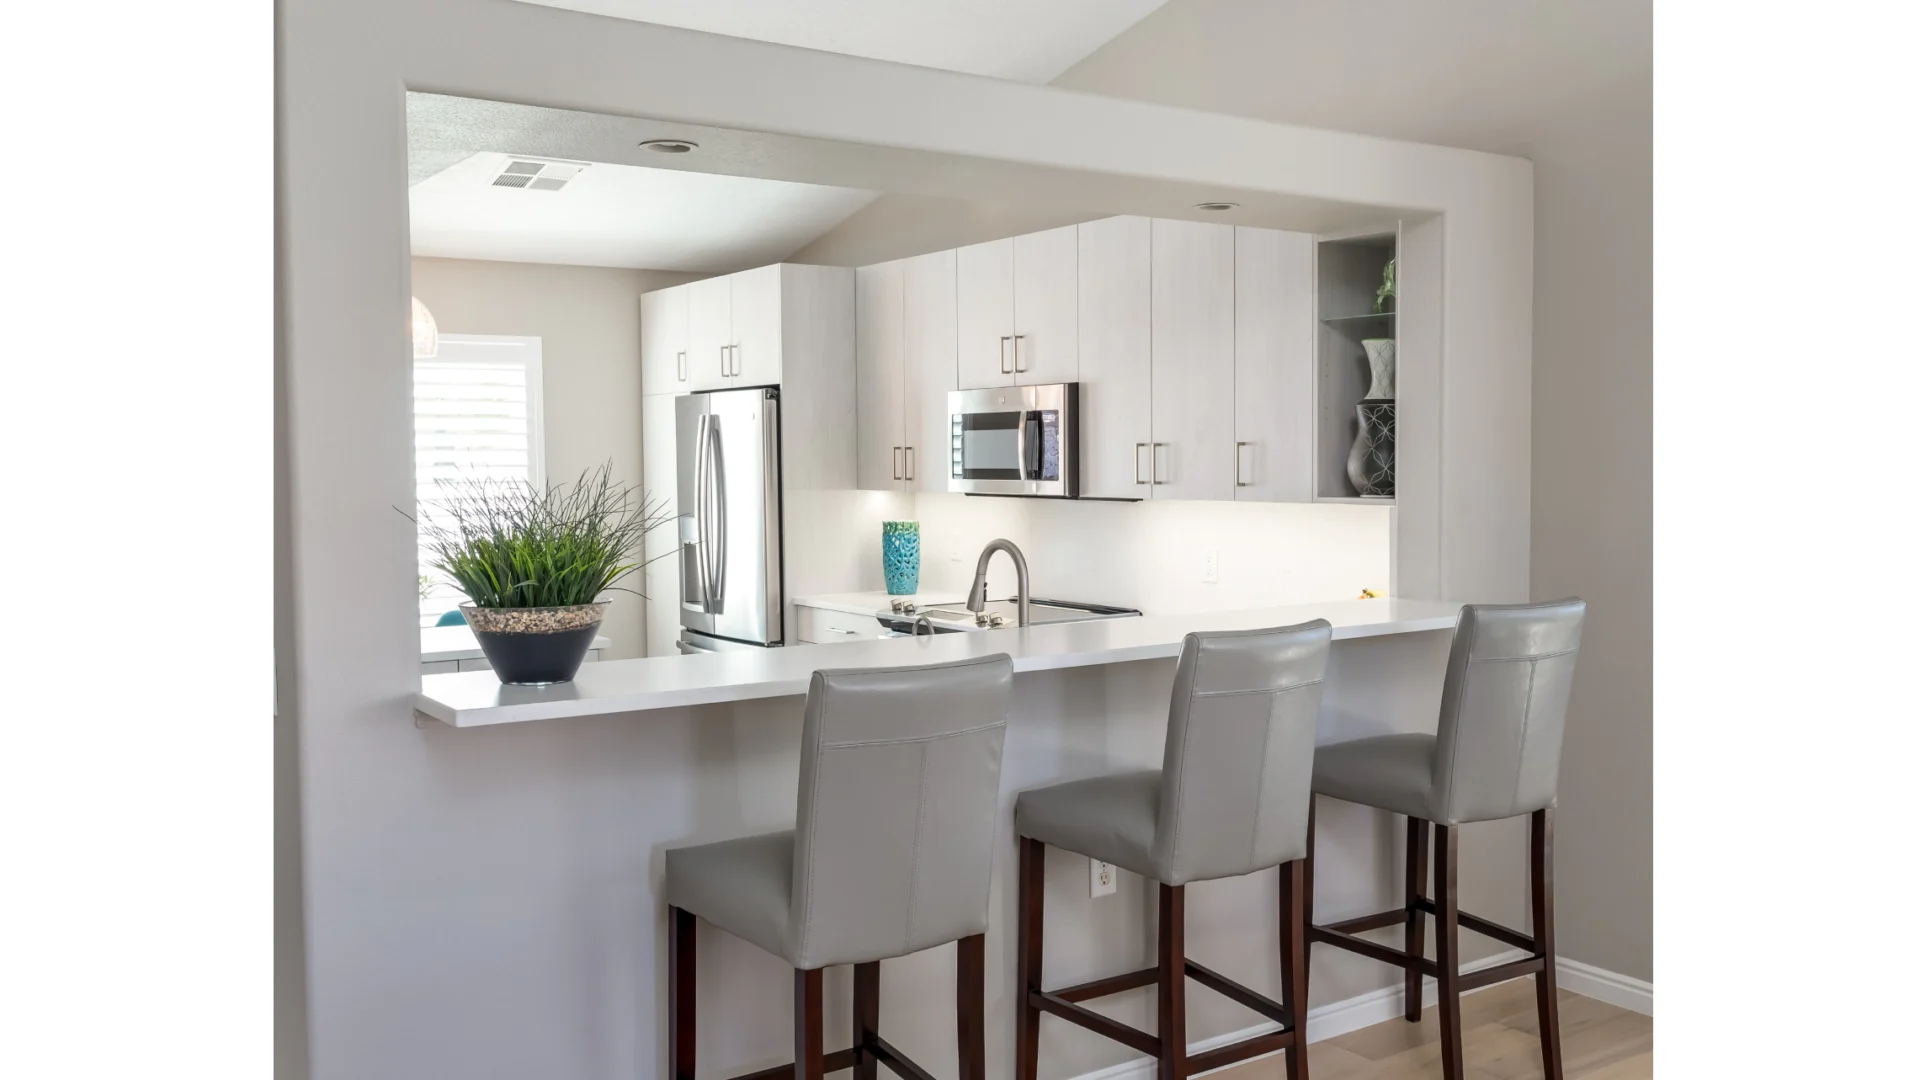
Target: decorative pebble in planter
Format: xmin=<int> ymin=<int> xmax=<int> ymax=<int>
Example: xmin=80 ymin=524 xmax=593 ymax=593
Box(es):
xmin=461 ymin=602 xmax=607 ymax=685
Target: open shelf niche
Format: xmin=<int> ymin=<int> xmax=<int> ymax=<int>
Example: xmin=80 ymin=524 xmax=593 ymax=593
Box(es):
xmin=1315 ymin=230 xmax=1399 ymax=502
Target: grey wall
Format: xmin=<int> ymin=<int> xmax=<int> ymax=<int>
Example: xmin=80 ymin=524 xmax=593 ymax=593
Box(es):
xmin=1056 ymin=0 xmax=1653 ymax=981
xmin=409 ymin=257 xmax=702 ymax=659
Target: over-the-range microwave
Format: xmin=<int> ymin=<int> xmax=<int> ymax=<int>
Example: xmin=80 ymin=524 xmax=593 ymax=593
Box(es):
xmin=946 ymin=383 xmax=1078 ymax=498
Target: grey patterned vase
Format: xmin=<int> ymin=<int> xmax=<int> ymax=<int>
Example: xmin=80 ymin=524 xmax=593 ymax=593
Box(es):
xmin=1345 ymin=401 xmax=1396 ymax=497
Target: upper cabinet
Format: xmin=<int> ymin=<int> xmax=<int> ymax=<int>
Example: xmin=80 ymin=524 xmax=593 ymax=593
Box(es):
xmin=1149 ymin=219 xmax=1238 ymax=502
xmin=1233 ymin=226 xmax=1316 ymax=503
xmin=1076 ymin=216 xmax=1153 ymax=499
xmin=641 ymin=285 xmax=690 ymax=395
xmin=856 ymin=251 xmax=959 ymax=492
xmin=686 ymin=276 xmax=733 ymax=389
xmin=956 ymin=225 xmax=1079 ymax=389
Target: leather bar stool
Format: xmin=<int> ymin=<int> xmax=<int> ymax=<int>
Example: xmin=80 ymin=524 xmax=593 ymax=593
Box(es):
xmin=664 ymin=654 xmax=1013 ymax=1080
xmin=1303 ymin=599 xmax=1587 ymax=1080
xmin=1012 ymin=621 xmax=1334 ymax=1080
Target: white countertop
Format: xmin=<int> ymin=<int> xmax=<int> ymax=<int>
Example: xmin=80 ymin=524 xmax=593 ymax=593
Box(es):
xmin=417 ymin=598 xmax=1463 ymax=728
xmin=792 ymin=590 xmax=968 ymax=617
xmin=421 ymin=624 xmax=612 ymax=663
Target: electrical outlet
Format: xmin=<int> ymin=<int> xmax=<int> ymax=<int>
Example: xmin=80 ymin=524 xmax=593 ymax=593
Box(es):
xmin=1201 ymin=548 xmax=1219 ymax=584
xmin=1090 ymin=858 xmax=1117 ymax=898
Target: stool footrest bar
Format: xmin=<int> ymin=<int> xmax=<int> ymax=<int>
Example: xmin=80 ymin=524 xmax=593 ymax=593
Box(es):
xmin=1455 ymin=956 xmax=1545 ymax=994
xmin=1309 ymin=925 xmax=1440 ymax=978
xmin=726 ymin=1047 xmax=860 ymax=1080
xmin=1052 ymin=966 xmax=1160 ymax=1003
xmin=1186 ymin=1028 xmax=1296 ymax=1075
xmin=1184 ymin=959 xmax=1291 ymax=1025
xmin=1029 ymin=990 xmax=1162 ymax=1057
xmin=1410 ymin=898 xmax=1538 ymax=954
xmin=1324 ymin=908 xmax=1408 ymax=935
xmin=867 ymin=1034 xmax=937 ymax=1080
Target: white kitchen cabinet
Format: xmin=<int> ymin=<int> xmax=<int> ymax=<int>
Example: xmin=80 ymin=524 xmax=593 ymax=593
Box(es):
xmin=955 ymin=228 xmax=1079 ymax=390
xmin=956 ymin=237 xmax=1015 ymax=389
xmin=1233 ymin=226 xmax=1317 ymax=503
xmin=1012 ymin=224 xmax=1079 ymax=386
xmin=687 ymin=276 xmax=733 ymax=390
xmin=903 ymin=249 xmax=958 ymax=492
xmin=640 ymin=284 xmax=690 ymax=395
xmin=1150 ymin=219 xmax=1237 ymax=502
xmin=1076 ymin=216 xmax=1154 ymax=499
xmin=856 ymin=260 xmax=907 ymax=491
xmin=728 ymin=264 xmax=784 ymax=386
xmin=642 ymin=392 xmax=682 ymax=656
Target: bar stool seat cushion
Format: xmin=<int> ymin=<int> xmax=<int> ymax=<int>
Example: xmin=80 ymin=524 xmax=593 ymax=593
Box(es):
xmin=1312 ymin=733 xmax=1437 ymax=821
xmin=1014 ymin=770 xmax=1161 ymax=880
xmin=664 ymin=830 xmax=795 ymax=962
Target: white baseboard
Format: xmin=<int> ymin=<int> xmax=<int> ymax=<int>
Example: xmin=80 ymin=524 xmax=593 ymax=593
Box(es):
xmin=1067 ymin=949 xmax=1529 ymax=1080
xmin=1555 ymin=957 xmax=1653 ymax=1016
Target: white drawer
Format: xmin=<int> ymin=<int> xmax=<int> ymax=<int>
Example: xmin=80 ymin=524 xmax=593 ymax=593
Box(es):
xmin=797 ymin=605 xmax=889 ymax=644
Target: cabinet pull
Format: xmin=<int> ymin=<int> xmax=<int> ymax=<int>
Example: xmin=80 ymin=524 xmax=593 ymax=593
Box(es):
xmin=1134 ymin=442 xmax=1148 ymax=485
xmin=677 ymin=351 xmax=687 ymax=382
xmin=1013 ymin=334 xmax=1027 ymax=372
xmin=905 ymin=446 xmax=915 ymax=481
xmin=1152 ymin=443 xmax=1166 ymax=485
xmin=892 ymin=446 xmax=903 ymax=481
xmin=999 ymin=335 xmax=1013 ymax=374
xmin=1235 ymin=442 xmax=1250 ymax=487
xmin=728 ymin=345 xmax=739 ymax=376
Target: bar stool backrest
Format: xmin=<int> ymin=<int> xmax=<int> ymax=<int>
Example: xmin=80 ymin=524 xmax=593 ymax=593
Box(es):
xmin=1430 ymin=599 xmax=1587 ymax=825
xmin=788 ymin=653 xmax=1013 ymax=969
xmin=1151 ymin=620 xmax=1333 ymax=885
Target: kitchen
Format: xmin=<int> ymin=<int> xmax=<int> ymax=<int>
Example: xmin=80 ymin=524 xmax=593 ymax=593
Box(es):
xmin=400 ymin=81 xmax=1540 ymax=1080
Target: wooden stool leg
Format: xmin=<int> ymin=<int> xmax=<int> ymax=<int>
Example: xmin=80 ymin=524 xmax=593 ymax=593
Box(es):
xmin=1404 ymin=817 xmax=1430 ymax=1022
xmin=668 ymin=906 xmax=695 ymax=1080
xmin=1433 ymin=824 xmax=1464 ymax=1080
xmin=1531 ymin=809 xmax=1566 ymax=1080
xmin=1015 ymin=837 xmax=1045 ymax=1080
xmin=1278 ymin=859 xmax=1311 ymax=1080
xmin=853 ymin=961 xmax=880 ymax=1080
xmin=1157 ymin=883 xmax=1188 ymax=1080
xmin=1301 ymin=795 xmax=1317 ymax=1004
xmin=957 ymin=933 xmax=986 ymax=1080
xmin=794 ymin=967 xmax=825 ymax=1080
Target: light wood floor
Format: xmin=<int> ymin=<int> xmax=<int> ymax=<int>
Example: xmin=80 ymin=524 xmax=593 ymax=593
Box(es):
xmin=1217 ymin=980 xmax=1652 ymax=1080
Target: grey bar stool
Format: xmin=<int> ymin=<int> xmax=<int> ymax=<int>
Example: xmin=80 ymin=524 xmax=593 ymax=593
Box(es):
xmin=1013 ymin=621 xmax=1333 ymax=1080
xmin=1304 ymin=599 xmax=1586 ymax=1080
xmin=665 ymin=653 xmax=1013 ymax=1080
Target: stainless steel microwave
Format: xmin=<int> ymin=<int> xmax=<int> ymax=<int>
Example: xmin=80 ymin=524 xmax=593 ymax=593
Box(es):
xmin=945 ymin=383 xmax=1078 ymax=497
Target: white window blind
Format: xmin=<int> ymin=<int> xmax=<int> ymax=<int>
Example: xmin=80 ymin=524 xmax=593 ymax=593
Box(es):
xmin=413 ymin=334 xmax=545 ymax=628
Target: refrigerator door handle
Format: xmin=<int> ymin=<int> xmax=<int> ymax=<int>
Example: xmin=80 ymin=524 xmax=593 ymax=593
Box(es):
xmin=689 ymin=412 xmax=712 ymax=610
xmin=707 ymin=414 xmax=728 ymax=612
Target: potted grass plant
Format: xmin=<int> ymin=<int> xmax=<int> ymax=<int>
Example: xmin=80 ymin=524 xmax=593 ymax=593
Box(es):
xmin=412 ymin=463 xmax=671 ymax=685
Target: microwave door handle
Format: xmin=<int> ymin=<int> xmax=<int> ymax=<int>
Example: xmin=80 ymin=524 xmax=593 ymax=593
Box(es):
xmin=1014 ymin=411 xmax=1028 ymax=481
xmin=707 ymin=415 xmax=727 ymax=612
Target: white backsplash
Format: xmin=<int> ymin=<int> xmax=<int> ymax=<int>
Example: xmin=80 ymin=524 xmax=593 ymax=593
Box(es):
xmin=907 ymin=493 xmax=1391 ymax=615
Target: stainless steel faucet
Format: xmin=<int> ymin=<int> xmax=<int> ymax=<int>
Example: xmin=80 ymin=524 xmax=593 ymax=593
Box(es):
xmin=966 ymin=539 xmax=1031 ymax=627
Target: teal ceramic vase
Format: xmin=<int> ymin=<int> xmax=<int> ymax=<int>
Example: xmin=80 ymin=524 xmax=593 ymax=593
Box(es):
xmin=882 ymin=521 xmax=920 ymax=595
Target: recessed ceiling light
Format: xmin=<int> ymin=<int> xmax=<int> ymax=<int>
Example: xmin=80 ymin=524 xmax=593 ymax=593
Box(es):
xmin=1194 ymin=201 xmax=1239 ymax=212
xmin=640 ymin=139 xmax=698 ymax=154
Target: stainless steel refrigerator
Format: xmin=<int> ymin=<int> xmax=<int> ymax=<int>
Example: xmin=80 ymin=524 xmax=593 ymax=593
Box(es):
xmin=675 ymin=387 xmax=783 ymax=652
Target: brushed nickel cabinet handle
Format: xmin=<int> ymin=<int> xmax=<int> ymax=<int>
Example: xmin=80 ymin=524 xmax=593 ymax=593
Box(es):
xmin=905 ymin=446 xmax=915 ymax=482
xmin=1235 ymin=442 xmax=1250 ymax=486
xmin=892 ymin=446 xmax=902 ymax=481
xmin=1152 ymin=443 xmax=1165 ymax=485
xmin=1134 ymin=442 xmax=1148 ymax=485
xmin=999 ymin=336 xmax=1013 ymax=374
xmin=677 ymin=351 xmax=687 ymax=382
xmin=1013 ymin=334 xmax=1027 ymax=372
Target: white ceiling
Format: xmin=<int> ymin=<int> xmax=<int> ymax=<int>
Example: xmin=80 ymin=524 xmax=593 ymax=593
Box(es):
xmin=512 ymin=0 xmax=1169 ymax=82
xmin=408 ymin=152 xmax=878 ymax=271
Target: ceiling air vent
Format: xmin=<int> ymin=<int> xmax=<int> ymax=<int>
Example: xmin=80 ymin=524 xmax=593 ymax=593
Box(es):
xmin=490 ymin=158 xmax=589 ymax=192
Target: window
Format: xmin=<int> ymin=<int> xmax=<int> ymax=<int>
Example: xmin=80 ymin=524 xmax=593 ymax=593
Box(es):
xmin=413 ymin=334 xmax=545 ymax=628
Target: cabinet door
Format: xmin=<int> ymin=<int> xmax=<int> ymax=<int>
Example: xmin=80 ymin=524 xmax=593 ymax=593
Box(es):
xmin=640 ymin=285 xmax=690 ymax=395
xmin=855 ymin=261 xmax=907 ymax=491
xmin=1150 ymin=219 xmax=1237 ymax=502
xmin=641 ymin=393 xmax=683 ymax=656
xmin=728 ymin=264 xmax=784 ymax=387
xmin=687 ymin=275 xmax=733 ymax=390
xmin=955 ymin=238 xmax=1015 ymax=389
xmin=903 ymin=249 xmax=958 ymax=492
xmin=1077 ymin=216 xmax=1154 ymax=499
xmin=1012 ymin=224 xmax=1079 ymax=385
xmin=1233 ymin=227 xmax=1316 ymax=502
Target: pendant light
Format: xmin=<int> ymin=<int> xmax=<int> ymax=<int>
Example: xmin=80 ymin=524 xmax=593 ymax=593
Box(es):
xmin=411 ymin=296 xmax=440 ymax=359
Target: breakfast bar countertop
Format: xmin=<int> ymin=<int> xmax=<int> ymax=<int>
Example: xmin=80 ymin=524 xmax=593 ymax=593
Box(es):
xmin=415 ymin=598 xmax=1463 ymax=729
